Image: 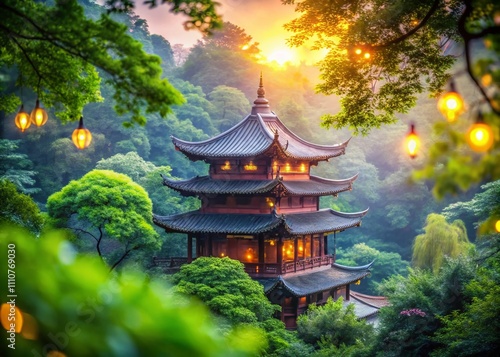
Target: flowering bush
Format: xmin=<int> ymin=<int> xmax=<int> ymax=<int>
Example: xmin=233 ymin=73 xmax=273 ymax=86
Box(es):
xmin=400 ymin=308 xmax=426 ymax=317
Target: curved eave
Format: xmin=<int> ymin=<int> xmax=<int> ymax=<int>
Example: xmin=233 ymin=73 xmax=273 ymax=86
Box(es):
xmin=162 ymin=175 xmax=280 ymax=196
xmin=281 ymin=174 xmax=359 ymax=196
xmin=333 ymin=260 xmax=375 ymax=271
xmin=273 ymin=265 xmax=371 ymax=297
xmin=171 ymin=115 xmax=274 ymax=160
xmin=153 ymin=211 xmax=282 ymax=234
xmin=260 ymin=113 xmax=351 ymax=161
xmin=283 ymin=208 xmax=368 ymax=235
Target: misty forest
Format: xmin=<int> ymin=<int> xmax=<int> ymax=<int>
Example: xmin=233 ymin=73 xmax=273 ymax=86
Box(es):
xmin=1 ymin=0 xmax=500 ymax=356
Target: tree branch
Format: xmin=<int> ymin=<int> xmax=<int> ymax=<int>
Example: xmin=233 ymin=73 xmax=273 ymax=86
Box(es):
xmin=371 ymin=0 xmax=441 ymax=49
xmin=458 ymin=0 xmax=500 ymax=116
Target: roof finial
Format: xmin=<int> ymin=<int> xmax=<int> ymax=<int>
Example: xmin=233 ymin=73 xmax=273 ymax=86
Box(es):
xmin=257 ymin=71 xmax=266 ymax=98
xmin=251 ymin=72 xmax=270 ymax=114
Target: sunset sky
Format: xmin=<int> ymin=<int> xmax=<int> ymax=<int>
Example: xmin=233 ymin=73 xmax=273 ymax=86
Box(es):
xmin=133 ymin=0 xmax=323 ymax=65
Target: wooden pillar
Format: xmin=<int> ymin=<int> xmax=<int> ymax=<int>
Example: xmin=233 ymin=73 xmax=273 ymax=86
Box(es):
xmin=311 ymin=235 xmax=315 ymax=259
xmin=187 ymin=234 xmax=193 ymax=263
xmin=277 ymin=236 xmax=283 ymax=274
xmin=293 ymin=238 xmax=298 ymax=272
xmin=319 ymin=234 xmax=323 ymax=257
xmin=258 ymin=234 xmax=264 ymax=263
xmin=326 ymin=234 xmax=330 ymax=257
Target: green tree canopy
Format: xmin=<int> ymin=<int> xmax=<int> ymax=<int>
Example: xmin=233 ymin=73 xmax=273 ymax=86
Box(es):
xmin=296 ymin=297 xmax=374 ymax=355
xmin=412 ymin=213 xmax=473 ymax=272
xmin=0 ymin=179 xmax=43 ymax=233
xmin=0 ymin=0 xmax=222 ymax=125
xmin=208 ymin=85 xmax=251 ymax=132
xmin=172 ymin=257 xmax=280 ymax=326
xmin=46 ymin=169 xmax=161 ymax=271
xmin=336 ymin=243 xmax=409 ymax=294
xmin=0 ymin=139 xmax=39 ymax=194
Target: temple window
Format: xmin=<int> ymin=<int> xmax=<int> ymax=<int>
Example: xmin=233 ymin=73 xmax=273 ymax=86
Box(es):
xmin=264 ymin=240 xmax=277 ymax=263
xmin=221 ymin=161 xmax=231 ymax=171
xmin=282 ymin=240 xmax=295 ymax=261
xmin=304 ymin=235 xmax=312 ymax=258
xmin=297 ymin=238 xmax=304 ymax=259
xmin=243 ymin=161 xmax=257 ymax=171
xmin=312 ymin=235 xmax=321 ymax=257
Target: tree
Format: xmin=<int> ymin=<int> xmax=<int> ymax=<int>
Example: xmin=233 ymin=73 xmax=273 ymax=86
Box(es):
xmin=296 ymin=297 xmax=374 ymax=355
xmin=412 ymin=213 xmax=473 ymax=272
xmin=0 ymin=179 xmax=43 ymax=233
xmin=0 ymin=0 xmax=222 ymax=125
xmin=336 ymin=243 xmax=409 ymax=294
xmin=172 ymin=257 xmax=280 ymax=325
xmin=208 ymin=85 xmax=251 ymax=132
xmin=46 ymin=170 xmax=161 ymax=271
xmin=0 ymin=139 xmax=39 ymax=194
xmin=0 ymin=227 xmax=263 ymax=357
xmin=374 ymin=256 xmax=477 ymax=357
xmin=283 ymin=0 xmax=500 ymax=200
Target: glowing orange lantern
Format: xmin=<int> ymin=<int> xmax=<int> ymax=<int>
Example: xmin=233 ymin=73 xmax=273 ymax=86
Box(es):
xmin=466 ymin=112 xmax=494 ymax=152
xmin=14 ymin=104 xmax=31 ymax=132
xmin=30 ymin=98 xmax=48 ymax=127
xmin=405 ymin=124 xmax=420 ymax=159
xmin=437 ymin=81 xmax=465 ymax=122
xmin=72 ymin=116 xmax=92 ymax=150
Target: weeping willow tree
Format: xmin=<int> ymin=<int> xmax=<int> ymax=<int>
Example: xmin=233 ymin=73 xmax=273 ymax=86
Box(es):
xmin=412 ymin=213 xmax=472 ymax=273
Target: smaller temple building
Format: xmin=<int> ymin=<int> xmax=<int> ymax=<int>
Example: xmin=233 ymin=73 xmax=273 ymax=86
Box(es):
xmin=154 ymin=75 xmax=373 ymax=328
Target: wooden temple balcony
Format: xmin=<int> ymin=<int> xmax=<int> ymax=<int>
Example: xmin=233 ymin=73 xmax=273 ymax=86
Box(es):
xmin=244 ymin=255 xmax=334 ymax=277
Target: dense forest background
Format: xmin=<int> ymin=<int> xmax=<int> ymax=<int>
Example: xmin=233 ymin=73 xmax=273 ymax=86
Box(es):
xmin=1 ymin=1 xmax=479 ymax=277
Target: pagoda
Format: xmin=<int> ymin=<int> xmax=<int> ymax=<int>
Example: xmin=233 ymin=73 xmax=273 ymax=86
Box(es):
xmin=154 ymin=75 xmax=372 ymax=328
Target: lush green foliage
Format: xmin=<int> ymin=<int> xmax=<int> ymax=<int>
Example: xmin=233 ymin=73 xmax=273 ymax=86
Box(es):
xmin=283 ymin=0 xmax=459 ymax=134
xmin=412 ymin=213 xmax=473 ymax=272
xmin=0 ymin=179 xmax=43 ymax=233
xmin=0 ymin=139 xmax=39 ymax=194
xmin=0 ymin=226 xmax=262 ymax=356
xmin=296 ymin=297 xmax=375 ymax=355
xmin=173 ymin=257 xmax=280 ymax=325
xmin=46 ymin=170 xmax=160 ymax=271
xmin=0 ymin=0 xmax=223 ymax=125
xmin=337 ymin=243 xmax=409 ymax=294
xmin=374 ymin=257 xmax=477 ymax=357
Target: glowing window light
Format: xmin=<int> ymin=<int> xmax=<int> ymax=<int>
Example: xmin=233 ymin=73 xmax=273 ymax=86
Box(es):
xmin=244 ymin=161 xmax=257 ymax=171
xmin=221 ymin=161 xmax=231 ymax=171
xmin=285 ymin=163 xmax=291 ymax=172
xmin=300 ymin=163 xmax=306 ymax=172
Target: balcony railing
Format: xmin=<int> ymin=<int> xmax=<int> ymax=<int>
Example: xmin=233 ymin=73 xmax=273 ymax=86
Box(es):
xmin=244 ymin=255 xmax=333 ymax=276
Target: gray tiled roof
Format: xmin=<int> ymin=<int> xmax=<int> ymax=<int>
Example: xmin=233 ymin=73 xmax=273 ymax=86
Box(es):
xmin=161 ymin=174 xmax=358 ymax=197
xmin=153 ymin=211 xmax=282 ymax=234
xmin=284 ymin=208 xmax=368 ymax=235
xmin=261 ymin=263 xmax=372 ymax=296
xmin=153 ymin=208 xmax=368 ymax=235
xmin=171 ymin=113 xmax=349 ymax=161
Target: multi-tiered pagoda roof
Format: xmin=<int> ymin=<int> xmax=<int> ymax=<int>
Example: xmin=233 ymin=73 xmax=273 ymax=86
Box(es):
xmin=153 ymin=75 xmax=372 ymax=329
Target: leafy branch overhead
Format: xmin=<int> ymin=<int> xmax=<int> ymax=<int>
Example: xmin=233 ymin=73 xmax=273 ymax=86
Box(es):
xmin=0 ymin=0 xmax=222 ymax=126
xmin=283 ymin=0 xmax=499 ymax=135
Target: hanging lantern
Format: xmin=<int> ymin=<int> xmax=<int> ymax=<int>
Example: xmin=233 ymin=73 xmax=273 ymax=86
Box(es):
xmin=30 ymin=98 xmax=48 ymax=127
xmin=405 ymin=124 xmax=420 ymax=159
xmin=14 ymin=104 xmax=31 ymax=132
xmin=72 ymin=116 xmax=92 ymax=150
xmin=495 ymin=220 xmax=500 ymax=233
xmin=466 ymin=112 xmax=494 ymax=152
xmin=437 ymin=81 xmax=465 ymax=122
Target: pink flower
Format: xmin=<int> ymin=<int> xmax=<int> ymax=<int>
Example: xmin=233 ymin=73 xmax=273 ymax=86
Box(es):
xmin=400 ymin=308 xmax=426 ymax=317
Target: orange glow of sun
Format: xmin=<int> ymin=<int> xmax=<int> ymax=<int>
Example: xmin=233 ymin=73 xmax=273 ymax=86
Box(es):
xmin=266 ymin=47 xmax=299 ymax=67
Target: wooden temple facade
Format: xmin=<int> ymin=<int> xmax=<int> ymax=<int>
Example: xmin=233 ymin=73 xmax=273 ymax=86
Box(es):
xmin=153 ymin=76 xmax=372 ymax=328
